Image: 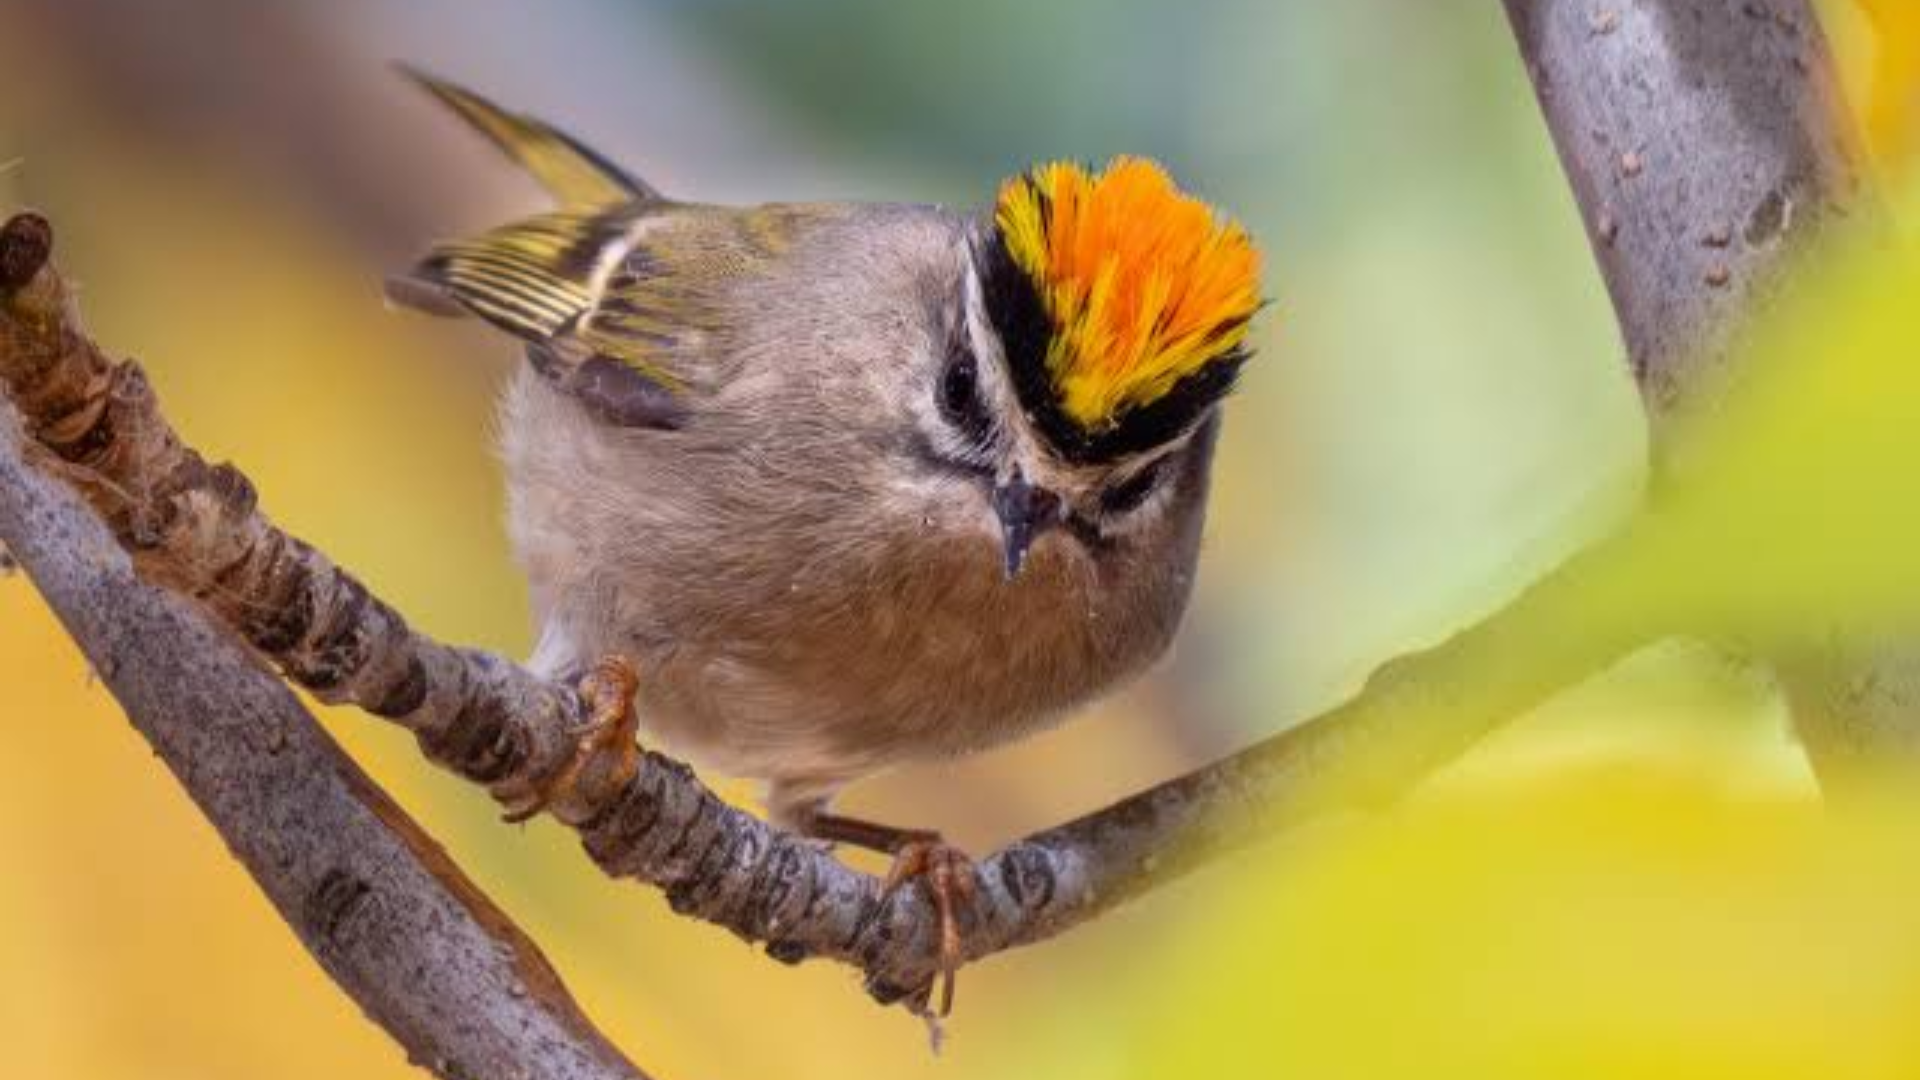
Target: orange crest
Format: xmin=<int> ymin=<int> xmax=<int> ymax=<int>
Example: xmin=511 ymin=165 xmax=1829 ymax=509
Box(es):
xmin=994 ymin=157 xmax=1262 ymax=432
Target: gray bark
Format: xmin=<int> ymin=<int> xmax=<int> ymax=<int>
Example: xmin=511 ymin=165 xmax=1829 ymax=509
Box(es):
xmin=1502 ymin=0 xmax=1911 ymax=784
xmin=0 ymin=413 xmax=644 ymax=1080
xmin=1505 ymin=0 xmax=1864 ymax=430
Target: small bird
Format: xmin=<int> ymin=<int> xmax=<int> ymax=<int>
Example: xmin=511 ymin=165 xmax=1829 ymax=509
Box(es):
xmin=389 ymin=71 xmax=1263 ymax=1011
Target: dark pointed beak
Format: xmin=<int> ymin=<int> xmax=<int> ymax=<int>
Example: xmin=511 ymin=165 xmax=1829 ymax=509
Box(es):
xmin=992 ymin=473 xmax=1063 ymax=580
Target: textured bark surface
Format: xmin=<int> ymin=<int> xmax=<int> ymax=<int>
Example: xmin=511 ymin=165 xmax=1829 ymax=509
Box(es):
xmin=0 ymin=344 xmax=643 ymax=1080
xmin=1503 ymin=0 xmax=1911 ymax=784
xmin=1504 ymin=0 xmax=1864 ymax=431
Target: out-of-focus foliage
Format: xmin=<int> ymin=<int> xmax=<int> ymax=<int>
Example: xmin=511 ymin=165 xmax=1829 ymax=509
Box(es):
xmin=1824 ymin=0 xmax=1920 ymax=191
xmin=0 ymin=2 xmax=1910 ymax=1078
xmin=1853 ymin=0 xmax=1919 ymax=172
xmin=1040 ymin=235 xmax=1920 ymax=1080
xmin=1073 ymin=772 xmax=1920 ymax=1080
xmin=1631 ymin=239 xmax=1920 ymax=638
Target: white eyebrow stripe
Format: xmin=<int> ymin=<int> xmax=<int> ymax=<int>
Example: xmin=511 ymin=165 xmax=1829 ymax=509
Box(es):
xmin=961 ymin=252 xmax=1013 ymax=396
xmin=960 ymin=255 xmax=989 ymax=360
xmin=961 ymin=242 xmax=1063 ymax=480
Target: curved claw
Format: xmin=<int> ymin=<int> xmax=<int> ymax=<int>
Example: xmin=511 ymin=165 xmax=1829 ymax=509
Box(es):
xmin=503 ymin=654 xmax=641 ymax=823
xmin=883 ymin=838 xmax=979 ymax=1018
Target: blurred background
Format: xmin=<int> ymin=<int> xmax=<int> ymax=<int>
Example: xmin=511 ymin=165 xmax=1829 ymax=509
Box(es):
xmin=0 ymin=2 xmax=1914 ymax=1078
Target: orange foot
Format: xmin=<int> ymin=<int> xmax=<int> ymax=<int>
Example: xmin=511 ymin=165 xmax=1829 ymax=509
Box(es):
xmin=884 ymin=835 xmax=979 ymax=1018
xmin=803 ymin=811 xmax=979 ymax=1016
xmin=504 ymin=655 xmax=641 ymax=823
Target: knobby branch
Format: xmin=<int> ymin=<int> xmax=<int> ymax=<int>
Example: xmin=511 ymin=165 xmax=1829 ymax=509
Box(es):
xmin=0 ymin=208 xmax=1666 ymax=1010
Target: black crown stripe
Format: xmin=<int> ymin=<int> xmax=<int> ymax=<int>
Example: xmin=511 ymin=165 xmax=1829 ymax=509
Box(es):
xmin=978 ymin=223 xmax=1245 ymax=465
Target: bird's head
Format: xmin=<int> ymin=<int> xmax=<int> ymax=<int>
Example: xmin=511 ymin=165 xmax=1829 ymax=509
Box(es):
xmin=907 ymin=157 xmax=1263 ymax=578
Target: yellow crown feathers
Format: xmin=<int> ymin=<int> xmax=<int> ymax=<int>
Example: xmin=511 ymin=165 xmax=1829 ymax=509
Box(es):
xmin=994 ymin=157 xmax=1262 ymax=434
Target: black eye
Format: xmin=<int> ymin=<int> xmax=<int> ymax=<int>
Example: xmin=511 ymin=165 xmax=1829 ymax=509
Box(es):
xmin=938 ymin=349 xmax=991 ymax=441
xmin=940 ymin=350 xmax=978 ymax=418
xmin=1100 ymin=459 xmax=1168 ymax=515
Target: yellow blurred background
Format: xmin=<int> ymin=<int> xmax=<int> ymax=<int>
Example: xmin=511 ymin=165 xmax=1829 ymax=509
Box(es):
xmin=1 ymin=2 xmax=1916 ymax=1078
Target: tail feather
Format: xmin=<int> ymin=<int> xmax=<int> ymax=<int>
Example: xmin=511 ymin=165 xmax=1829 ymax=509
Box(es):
xmin=399 ymin=65 xmax=657 ymax=208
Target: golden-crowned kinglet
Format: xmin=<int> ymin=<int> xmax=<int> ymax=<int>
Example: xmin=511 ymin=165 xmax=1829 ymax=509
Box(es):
xmin=389 ymin=71 xmax=1263 ymax=1006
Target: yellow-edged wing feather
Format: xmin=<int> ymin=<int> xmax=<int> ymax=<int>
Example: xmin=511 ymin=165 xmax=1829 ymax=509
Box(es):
xmin=575 ymin=203 xmax=824 ymax=386
xmin=392 ymin=70 xmax=694 ymax=425
xmin=416 ymin=209 xmax=629 ymax=342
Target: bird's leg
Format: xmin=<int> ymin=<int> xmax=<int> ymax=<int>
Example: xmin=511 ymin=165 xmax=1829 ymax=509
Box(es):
xmin=503 ymin=655 xmax=642 ymax=823
xmin=803 ymin=812 xmax=978 ymax=1016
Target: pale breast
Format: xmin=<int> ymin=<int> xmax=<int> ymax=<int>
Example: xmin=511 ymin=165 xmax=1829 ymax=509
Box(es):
xmin=632 ymin=521 xmax=1191 ymax=792
xmin=501 ymin=367 xmax=1201 ymax=796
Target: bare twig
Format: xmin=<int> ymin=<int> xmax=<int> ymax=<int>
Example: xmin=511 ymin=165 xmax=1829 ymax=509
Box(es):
xmin=1500 ymin=0 xmax=1903 ymax=784
xmin=0 ymin=229 xmax=644 ymax=1080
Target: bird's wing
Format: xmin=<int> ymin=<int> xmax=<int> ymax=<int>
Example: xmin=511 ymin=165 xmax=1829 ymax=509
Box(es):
xmin=389 ymin=70 xmax=687 ymax=427
xmin=409 ymin=208 xmax=635 ymax=344
xmin=575 ymin=205 xmax=820 ymax=393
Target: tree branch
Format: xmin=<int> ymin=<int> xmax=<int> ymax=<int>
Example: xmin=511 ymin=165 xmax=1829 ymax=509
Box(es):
xmin=1499 ymin=0 xmax=1903 ymax=785
xmin=0 ymin=230 xmax=644 ymax=1080
xmin=0 ymin=202 xmax=1667 ymax=1011
xmin=1505 ymin=0 xmax=1864 ymax=427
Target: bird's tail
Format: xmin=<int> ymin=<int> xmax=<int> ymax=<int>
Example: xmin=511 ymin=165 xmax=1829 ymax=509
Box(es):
xmin=397 ymin=65 xmax=656 ymax=208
